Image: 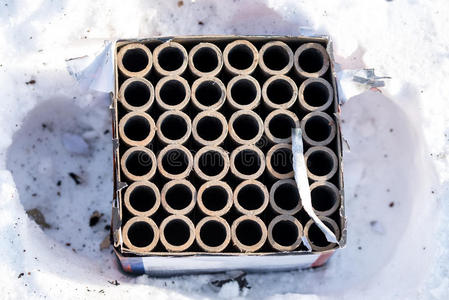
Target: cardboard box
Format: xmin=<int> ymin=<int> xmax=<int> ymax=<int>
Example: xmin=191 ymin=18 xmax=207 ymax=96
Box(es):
xmin=110 ymin=35 xmax=346 ymax=275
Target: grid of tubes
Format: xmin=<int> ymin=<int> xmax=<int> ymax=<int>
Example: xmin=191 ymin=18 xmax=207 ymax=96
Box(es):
xmin=116 ymin=38 xmax=342 ymax=254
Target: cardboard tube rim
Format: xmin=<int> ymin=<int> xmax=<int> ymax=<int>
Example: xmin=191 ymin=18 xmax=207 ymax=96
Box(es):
xmin=228 ymin=110 xmax=264 ymax=145
xmin=124 ymin=181 xmax=161 ymax=217
xmin=122 ymin=216 xmax=159 ymax=253
xmin=231 ymin=215 xmax=267 ymax=252
xmin=298 ymin=77 xmax=333 ymax=112
xmin=121 ymin=146 xmax=157 ymax=181
xmin=153 ymin=41 xmax=188 ymax=76
xmin=269 ymin=179 xmax=303 ymax=215
xmin=160 ymin=214 xmax=195 ymax=252
xmin=229 ymin=144 xmax=266 ymax=180
xmin=310 ymin=181 xmax=340 ymax=217
xmin=118 ymin=111 xmax=156 ymax=147
xmin=300 ymin=111 xmax=336 ymax=146
xmin=258 ymin=41 xmax=294 ymax=75
xmin=197 ymin=181 xmax=233 ymax=217
xmin=264 ymin=109 xmax=300 ymax=144
xmin=195 ymin=216 xmax=231 ymax=253
xmin=233 ymin=179 xmax=269 ymax=215
xmin=188 ymin=42 xmax=223 ymax=77
xmin=161 ymin=179 xmax=196 ymax=215
xmin=293 ymin=43 xmax=330 ymax=78
xmin=304 ymin=146 xmax=338 ymax=181
xmin=268 ymin=215 xmax=303 ymax=251
xmin=193 ymin=146 xmax=230 ymax=181
xmin=226 ymin=75 xmax=261 ymax=110
xmin=155 ymin=75 xmax=191 ymax=111
xmin=304 ymin=216 xmax=340 ymax=251
xmin=266 ymin=143 xmax=294 ymax=180
xmin=156 ymin=110 xmax=192 ymax=145
xmin=191 ymin=76 xmax=226 ymax=111
xmin=117 ymin=43 xmax=153 ymax=78
xmin=118 ymin=77 xmax=154 ymax=112
xmin=192 ymin=110 xmax=228 ymax=146
xmin=157 ymin=144 xmax=194 ymax=180
xmin=223 ymin=40 xmax=259 ymax=75
xmin=262 ymin=75 xmax=298 ymax=110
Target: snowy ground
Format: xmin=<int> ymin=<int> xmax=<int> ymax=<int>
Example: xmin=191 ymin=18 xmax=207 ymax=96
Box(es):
xmin=0 ymin=0 xmax=448 ymax=299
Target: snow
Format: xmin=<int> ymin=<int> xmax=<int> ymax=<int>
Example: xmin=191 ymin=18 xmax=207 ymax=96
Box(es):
xmin=0 ymin=0 xmax=448 ymax=299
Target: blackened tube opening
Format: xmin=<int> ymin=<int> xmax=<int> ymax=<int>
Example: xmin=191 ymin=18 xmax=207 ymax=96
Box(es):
xmin=233 ymin=115 xmax=259 ymax=140
xmin=193 ymin=48 xmax=219 ymax=73
xmin=125 ymin=151 xmax=153 ymax=176
xmin=127 ymin=221 xmax=155 ymax=248
xmin=311 ymin=185 xmax=338 ymax=212
xmin=124 ymin=115 xmax=151 ymax=141
xmin=237 ymin=184 xmax=265 ymax=211
xmin=161 ymin=115 xmax=188 ymax=140
xmin=307 ymin=150 xmax=335 ymax=177
xmin=159 ymin=80 xmax=187 ymax=106
xmin=267 ymin=79 xmax=294 ymax=105
xmin=198 ymin=150 xmax=225 ymax=177
xmin=263 ymin=45 xmax=290 ymax=71
xmin=308 ymin=221 xmax=334 ymax=247
xmin=297 ymin=48 xmax=324 ymax=73
xmin=158 ymin=47 xmax=185 ymax=71
xmin=303 ymin=82 xmax=330 ymax=107
xmin=270 ymin=148 xmax=293 ymax=175
xmin=274 ymin=183 xmax=300 ymax=211
xmin=234 ymin=149 xmax=261 ymax=176
xmin=231 ymin=79 xmax=257 ymax=105
xmin=272 ymin=220 xmax=299 ymax=247
xmin=228 ymin=44 xmax=254 ymax=70
xmin=304 ymin=115 xmax=332 ymax=142
xmin=195 ymin=81 xmax=222 ymax=107
xmin=161 ymin=149 xmax=189 ymax=175
xmin=197 ymin=117 xmax=223 ymax=141
xmin=165 ymin=184 xmax=193 ymax=210
xmin=236 ymin=220 xmax=263 ymax=246
xmin=199 ymin=220 xmax=227 ymax=247
xmin=129 ymin=185 xmax=157 ymax=213
xmin=164 ymin=219 xmax=190 ymax=246
xmin=124 ymin=81 xmax=151 ymax=107
xmin=202 ymin=186 xmax=229 ymax=212
xmin=268 ymin=114 xmax=296 ymax=140
xmin=122 ymin=48 xmax=149 ymax=73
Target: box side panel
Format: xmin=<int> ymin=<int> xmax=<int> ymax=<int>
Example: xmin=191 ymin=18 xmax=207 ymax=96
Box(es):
xmin=116 ymin=251 xmax=333 ymax=275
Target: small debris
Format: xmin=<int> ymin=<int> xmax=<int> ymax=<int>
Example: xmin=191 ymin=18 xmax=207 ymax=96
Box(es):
xmin=211 ymin=271 xmax=250 ymax=292
xmin=41 ymin=123 xmax=47 ymax=129
xmin=177 ymin=0 xmax=183 ymax=7
xmin=89 ymin=211 xmax=102 ymax=226
xmin=66 ymin=243 xmax=71 ymax=246
xmin=104 ymin=225 xmax=111 ymax=231
xmin=26 ymin=208 xmax=51 ymax=229
xmin=57 ymin=180 xmax=61 ymax=186
xmin=198 ymin=21 xmax=204 ymax=25
xmin=358 ymin=246 xmax=362 ymax=250
xmin=108 ymin=280 xmax=120 ymax=286
xmin=103 ymin=129 xmax=109 ymax=135
xmin=25 ymin=79 xmax=36 ymax=85
xmin=100 ymin=234 xmax=110 ymax=251
xmin=389 ymin=202 xmax=395 ymax=207
xmin=18 ymin=273 xmax=24 ymax=279
xmin=69 ymin=172 xmax=82 ymax=185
